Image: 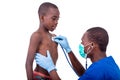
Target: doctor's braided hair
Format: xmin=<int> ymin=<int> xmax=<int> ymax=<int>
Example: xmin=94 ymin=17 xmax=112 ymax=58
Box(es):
xmin=86 ymin=27 xmax=109 ymax=52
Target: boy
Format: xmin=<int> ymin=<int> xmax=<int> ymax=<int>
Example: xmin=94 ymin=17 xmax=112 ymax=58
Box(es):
xmin=25 ymin=2 xmax=60 ymax=80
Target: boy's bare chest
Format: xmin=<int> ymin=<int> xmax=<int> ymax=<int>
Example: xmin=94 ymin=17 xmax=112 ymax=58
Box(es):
xmin=38 ymin=36 xmax=57 ymax=54
xmin=38 ymin=36 xmax=58 ymax=63
xmin=41 ymin=36 xmax=56 ymax=47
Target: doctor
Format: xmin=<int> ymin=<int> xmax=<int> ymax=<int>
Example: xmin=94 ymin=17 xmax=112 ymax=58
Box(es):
xmin=35 ymin=27 xmax=120 ymax=80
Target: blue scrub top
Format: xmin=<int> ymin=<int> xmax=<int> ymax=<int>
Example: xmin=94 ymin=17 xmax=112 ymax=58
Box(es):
xmin=78 ymin=56 xmax=120 ymax=80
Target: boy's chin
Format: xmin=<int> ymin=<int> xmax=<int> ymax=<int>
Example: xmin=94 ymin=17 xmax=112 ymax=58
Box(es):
xmin=50 ymin=29 xmax=55 ymax=32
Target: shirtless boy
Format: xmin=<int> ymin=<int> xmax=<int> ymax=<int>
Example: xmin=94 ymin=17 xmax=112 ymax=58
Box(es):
xmin=25 ymin=2 xmax=60 ymax=80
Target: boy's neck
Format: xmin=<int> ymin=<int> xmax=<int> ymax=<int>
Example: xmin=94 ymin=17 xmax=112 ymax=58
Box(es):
xmin=38 ymin=25 xmax=50 ymax=34
xmin=37 ymin=25 xmax=52 ymax=38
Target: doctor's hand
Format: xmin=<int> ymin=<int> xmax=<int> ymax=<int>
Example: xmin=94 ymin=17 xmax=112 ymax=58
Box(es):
xmin=53 ymin=35 xmax=71 ymax=53
xmin=35 ymin=50 xmax=56 ymax=73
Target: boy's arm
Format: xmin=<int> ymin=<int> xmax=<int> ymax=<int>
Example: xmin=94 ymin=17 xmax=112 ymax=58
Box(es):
xmin=49 ymin=70 xmax=61 ymax=80
xmin=25 ymin=33 xmax=41 ymax=80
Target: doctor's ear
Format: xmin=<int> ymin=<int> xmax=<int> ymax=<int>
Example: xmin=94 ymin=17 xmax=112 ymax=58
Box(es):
xmin=91 ymin=42 xmax=95 ymax=47
xmin=92 ymin=43 xmax=94 ymax=46
xmin=91 ymin=42 xmax=98 ymax=48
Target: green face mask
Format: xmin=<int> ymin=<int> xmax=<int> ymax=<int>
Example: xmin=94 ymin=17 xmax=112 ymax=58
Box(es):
xmin=79 ymin=42 xmax=93 ymax=58
xmin=79 ymin=44 xmax=87 ymax=58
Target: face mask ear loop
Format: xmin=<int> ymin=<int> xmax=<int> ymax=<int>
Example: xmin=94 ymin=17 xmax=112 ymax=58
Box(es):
xmin=85 ymin=57 xmax=87 ymax=70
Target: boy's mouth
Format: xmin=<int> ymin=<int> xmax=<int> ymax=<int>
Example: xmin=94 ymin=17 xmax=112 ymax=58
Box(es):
xmin=51 ymin=26 xmax=56 ymax=30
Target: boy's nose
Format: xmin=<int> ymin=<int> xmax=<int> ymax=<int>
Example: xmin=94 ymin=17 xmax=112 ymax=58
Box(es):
xmin=55 ymin=20 xmax=58 ymax=25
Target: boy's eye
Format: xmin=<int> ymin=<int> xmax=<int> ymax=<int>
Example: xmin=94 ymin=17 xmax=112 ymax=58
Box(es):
xmin=52 ymin=17 xmax=58 ymax=21
xmin=52 ymin=16 xmax=59 ymax=21
xmin=52 ymin=18 xmax=56 ymax=20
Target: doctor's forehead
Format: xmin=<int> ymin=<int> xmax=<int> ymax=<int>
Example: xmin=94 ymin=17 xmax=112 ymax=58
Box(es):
xmin=81 ymin=32 xmax=89 ymax=42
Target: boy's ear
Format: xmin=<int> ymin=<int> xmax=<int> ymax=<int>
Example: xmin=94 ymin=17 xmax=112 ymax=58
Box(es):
xmin=40 ymin=15 xmax=44 ymax=22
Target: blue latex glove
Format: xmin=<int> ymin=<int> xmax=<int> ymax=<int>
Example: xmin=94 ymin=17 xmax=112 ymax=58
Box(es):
xmin=35 ymin=50 xmax=56 ymax=73
xmin=53 ymin=35 xmax=71 ymax=53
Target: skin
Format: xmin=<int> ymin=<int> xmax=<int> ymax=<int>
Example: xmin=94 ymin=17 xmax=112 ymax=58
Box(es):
xmin=68 ymin=51 xmax=85 ymax=76
xmin=25 ymin=7 xmax=60 ymax=80
xmin=49 ymin=70 xmax=61 ymax=80
xmin=81 ymin=32 xmax=107 ymax=63
xmin=48 ymin=31 xmax=107 ymax=79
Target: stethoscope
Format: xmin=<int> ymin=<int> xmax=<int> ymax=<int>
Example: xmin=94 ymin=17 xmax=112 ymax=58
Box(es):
xmin=60 ymin=44 xmax=88 ymax=77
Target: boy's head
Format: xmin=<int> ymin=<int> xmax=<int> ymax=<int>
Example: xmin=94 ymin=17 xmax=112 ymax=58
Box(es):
xmin=38 ymin=2 xmax=60 ymax=31
xmin=38 ymin=2 xmax=58 ymax=16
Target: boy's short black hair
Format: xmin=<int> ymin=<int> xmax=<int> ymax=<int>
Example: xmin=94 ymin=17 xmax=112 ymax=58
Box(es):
xmin=38 ymin=2 xmax=58 ymax=16
xmin=87 ymin=27 xmax=109 ymax=52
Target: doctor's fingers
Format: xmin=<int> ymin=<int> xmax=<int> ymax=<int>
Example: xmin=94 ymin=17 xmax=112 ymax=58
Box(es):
xmin=54 ymin=35 xmax=66 ymax=40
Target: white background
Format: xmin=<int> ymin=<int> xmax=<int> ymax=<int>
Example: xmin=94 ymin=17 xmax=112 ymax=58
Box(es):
xmin=0 ymin=0 xmax=120 ymax=80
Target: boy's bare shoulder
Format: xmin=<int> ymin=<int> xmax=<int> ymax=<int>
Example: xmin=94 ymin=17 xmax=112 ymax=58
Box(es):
xmin=30 ymin=31 xmax=42 ymax=42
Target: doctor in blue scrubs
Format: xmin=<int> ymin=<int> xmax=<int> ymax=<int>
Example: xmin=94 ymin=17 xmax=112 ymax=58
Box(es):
xmin=35 ymin=27 xmax=120 ymax=80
